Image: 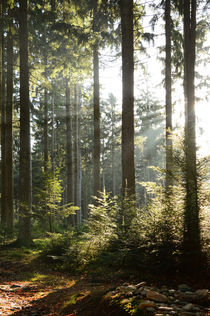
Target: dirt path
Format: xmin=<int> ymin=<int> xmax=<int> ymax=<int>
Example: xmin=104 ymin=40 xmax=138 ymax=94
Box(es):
xmin=0 ymin=248 xmax=123 ymax=316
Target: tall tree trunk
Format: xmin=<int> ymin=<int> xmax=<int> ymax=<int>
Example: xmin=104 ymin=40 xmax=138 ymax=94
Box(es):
xmin=0 ymin=0 xmax=6 ymax=226
xmin=93 ymin=45 xmax=100 ymax=196
xmin=44 ymin=87 xmax=48 ymax=172
xmin=51 ymin=94 xmax=55 ymax=172
xmin=120 ymin=0 xmax=135 ymax=198
xmin=5 ymin=10 xmax=13 ymax=232
xmin=183 ymin=0 xmax=201 ymax=270
xmin=111 ymin=101 xmax=116 ymax=196
xmin=73 ymin=85 xmax=79 ymax=223
xmin=73 ymin=85 xmax=82 ymax=225
xmin=66 ymin=79 xmax=75 ymax=225
xmin=102 ymin=138 xmax=105 ymax=190
xmin=165 ymin=0 xmax=173 ymax=190
xmin=77 ymin=86 xmax=82 ymax=224
xmin=17 ymin=0 xmax=32 ymax=246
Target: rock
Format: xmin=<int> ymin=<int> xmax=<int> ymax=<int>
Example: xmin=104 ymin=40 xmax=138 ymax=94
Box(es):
xmin=138 ymin=300 xmax=156 ymax=310
xmin=160 ymin=285 xmax=168 ymax=293
xmin=178 ymin=284 xmax=193 ymax=292
xmin=137 ymin=288 xmax=147 ymax=296
xmin=168 ymin=296 xmax=175 ymax=302
xmin=146 ymin=290 xmax=168 ymax=302
xmin=169 ymin=289 xmax=176 ymax=294
xmin=134 ymin=288 xmax=144 ymax=295
xmin=195 ymin=289 xmax=209 ymax=299
xmin=125 ymin=291 xmax=133 ymax=297
xmin=183 ymin=303 xmax=194 ymax=311
xmin=179 ymin=290 xmax=209 ymax=303
xmin=135 ymin=281 xmax=147 ymax=288
xmin=178 ymin=293 xmax=198 ymax=302
xmin=117 ymin=285 xmax=137 ymax=293
xmin=179 ymin=312 xmax=197 ymax=316
xmin=158 ymin=306 xmax=173 ymax=311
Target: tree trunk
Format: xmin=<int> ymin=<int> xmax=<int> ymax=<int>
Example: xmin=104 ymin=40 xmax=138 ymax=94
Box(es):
xmin=120 ymin=0 xmax=135 ymax=198
xmin=73 ymin=85 xmax=79 ymax=224
xmin=0 ymin=0 xmax=6 ymax=226
xmin=51 ymin=94 xmax=55 ymax=172
xmin=5 ymin=10 xmax=14 ymax=232
xmin=183 ymin=0 xmax=201 ymax=270
xmin=165 ymin=0 xmax=173 ymax=190
xmin=44 ymin=88 xmax=48 ymax=172
xmin=93 ymin=45 xmax=100 ymax=196
xmin=111 ymin=100 xmax=116 ymax=196
xmin=77 ymin=86 xmax=82 ymax=224
xmin=66 ymin=79 xmax=75 ymax=225
xmin=17 ymin=0 xmax=32 ymax=247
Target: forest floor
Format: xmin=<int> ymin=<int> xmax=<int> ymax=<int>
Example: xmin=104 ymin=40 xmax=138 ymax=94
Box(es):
xmin=0 ymin=243 xmax=209 ymax=316
xmin=0 ymin=245 xmax=131 ymax=315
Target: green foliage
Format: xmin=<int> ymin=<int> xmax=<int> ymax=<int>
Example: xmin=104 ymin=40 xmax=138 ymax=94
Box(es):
xmin=33 ymin=168 xmax=62 ymax=217
xmin=0 ymin=226 xmax=14 ymax=245
xmin=33 ymin=168 xmax=78 ymax=232
xmin=42 ymin=232 xmax=74 ymax=256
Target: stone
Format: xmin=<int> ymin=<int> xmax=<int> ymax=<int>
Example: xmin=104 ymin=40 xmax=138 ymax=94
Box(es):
xmin=195 ymin=289 xmax=209 ymax=299
xmin=134 ymin=288 xmax=144 ymax=295
xmin=117 ymin=285 xmax=137 ymax=293
xmin=135 ymin=281 xmax=147 ymax=288
xmin=178 ymin=293 xmax=198 ymax=302
xmin=160 ymin=285 xmax=168 ymax=292
xmin=179 ymin=313 xmax=197 ymax=316
xmin=139 ymin=289 xmax=147 ymax=296
xmin=158 ymin=306 xmax=173 ymax=311
xmin=138 ymin=300 xmax=156 ymax=310
xmin=169 ymin=289 xmax=176 ymax=294
xmin=168 ymin=296 xmax=175 ymax=301
xmin=125 ymin=291 xmax=133 ymax=297
xmin=178 ymin=284 xmax=192 ymax=292
xmin=146 ymin=290 xmax=168 ymax=302
xmin=183 ymin=303 xmax=194 ymax=311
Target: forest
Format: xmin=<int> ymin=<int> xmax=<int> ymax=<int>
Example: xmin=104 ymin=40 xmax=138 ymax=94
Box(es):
xmin=0 ymin=0 xmax=209 ymax=315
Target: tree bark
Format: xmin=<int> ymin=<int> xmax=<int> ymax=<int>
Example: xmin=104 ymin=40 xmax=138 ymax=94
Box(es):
xmin=73 ymin=85 xmax=80 ymax=224
xmin=120 ymin=0 xmax=135 ymax=198
xmin=77 ymin=86 xmax=82 ymax=224
xmin=0 ymin=0 xmax=6 ymax=226
xmin=5 ymin=10 xmax=14 ymax=232
xmin=165 ymin=0 xmax=173 ymax=190
xmin=93 ymin=45 xmax=101 ymax=196
xmin=44 ymin=88 xmax=48 ymax=172
xmin=51 ymin=94 xmax=55 ymax=172
xmin=111 ymin=98 xmax=116 ymax=196
xmin=17 ymin=0 xmax=32 ymax=246
xmin=66 ymin=79 xmax=75 ymax=225
xmin=183 ymin=0 xmax=201 ymax=270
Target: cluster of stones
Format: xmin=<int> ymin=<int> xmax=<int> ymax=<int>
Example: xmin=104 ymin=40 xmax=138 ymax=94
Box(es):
xmin=107 ymin=282 xmax=209 ymax=315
